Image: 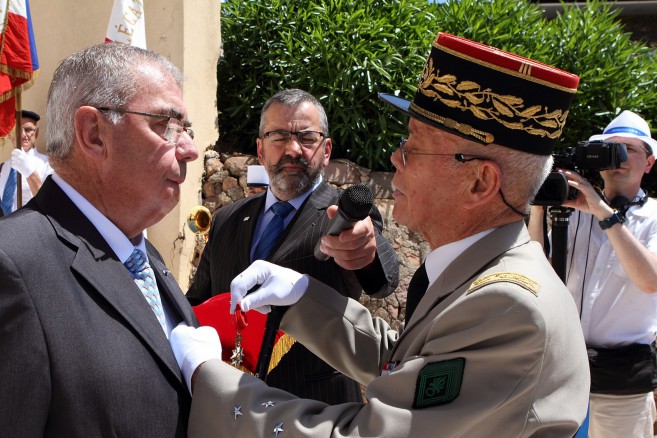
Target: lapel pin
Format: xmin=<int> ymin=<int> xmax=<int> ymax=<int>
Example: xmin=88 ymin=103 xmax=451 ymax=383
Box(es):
xmin=243 ymin=216 xmax=250 ymax=221
xmin=162 ymin=269 xmax=170 ymax=276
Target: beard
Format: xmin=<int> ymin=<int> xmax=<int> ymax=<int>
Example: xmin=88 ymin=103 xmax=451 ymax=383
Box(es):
xmin=267 ymin=155 xmax=323 ymax=199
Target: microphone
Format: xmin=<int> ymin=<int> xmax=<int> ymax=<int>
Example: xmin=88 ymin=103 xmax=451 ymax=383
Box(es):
xmin=255 ymin=184 xmax=374 ymax=381
xmin=313 ymin=183 xmax=374 ymax=261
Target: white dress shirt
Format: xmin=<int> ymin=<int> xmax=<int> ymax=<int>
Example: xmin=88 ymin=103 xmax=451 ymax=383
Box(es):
xmin=563 ymin=191 xmax=657 ymax=347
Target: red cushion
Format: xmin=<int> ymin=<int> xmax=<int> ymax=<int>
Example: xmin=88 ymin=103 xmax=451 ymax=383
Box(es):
xmin=192 ymin=293 xmax=283 ymax=373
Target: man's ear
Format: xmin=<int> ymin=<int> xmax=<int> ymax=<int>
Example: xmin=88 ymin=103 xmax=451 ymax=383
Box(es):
xmin=73 ymin=106 xmax=106 ymax=158
xmin=462 ymin=160 xmax=502 ymax=210
xmin=323 ymin=138 xmax=332 ymax=165
xmin=645 ymin=155 xmax=655 ymax=174
xmin=256 ymin=137 xmax=264 ymax=163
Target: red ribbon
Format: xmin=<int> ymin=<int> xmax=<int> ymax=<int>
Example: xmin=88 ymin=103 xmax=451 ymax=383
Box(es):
xmin=234 ymin=303 xmax=248 ymax=331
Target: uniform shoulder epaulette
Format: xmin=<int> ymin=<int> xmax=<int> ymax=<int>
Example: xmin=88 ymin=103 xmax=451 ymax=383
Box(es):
xmin=467 ymin=272 xmax=539 ymax=296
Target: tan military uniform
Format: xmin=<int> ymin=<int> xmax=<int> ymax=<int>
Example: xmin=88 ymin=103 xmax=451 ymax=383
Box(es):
xmin=190 ymin=221 xmax=590 ymax=437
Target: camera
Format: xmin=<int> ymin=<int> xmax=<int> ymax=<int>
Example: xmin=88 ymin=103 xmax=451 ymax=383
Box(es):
xmin=532 ymin=141 xmax=627 ymax=206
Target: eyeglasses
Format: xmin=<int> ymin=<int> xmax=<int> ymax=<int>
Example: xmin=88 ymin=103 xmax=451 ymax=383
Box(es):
xmin=95 ymin=107 xmax=194 ymax=145
xmin=263 ymin=130 xmax=326 ymax=148
xmin=22 ymin=127 xmax=36 ymax=135
xmin=622 ymin=142 xmax=651 ymax=158
xmin=398 ymin=136 xmax=488 ymax=167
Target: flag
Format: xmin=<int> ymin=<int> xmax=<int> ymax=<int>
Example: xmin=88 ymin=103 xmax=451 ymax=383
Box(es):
xmin=105 ymin=0 xmax=146 ymax=49
xmin=0 ymin=0 xmax=39 ymax=138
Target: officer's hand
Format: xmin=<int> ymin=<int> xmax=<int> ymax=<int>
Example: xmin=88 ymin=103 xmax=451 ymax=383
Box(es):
xmin=10 ymin=149 xmax=36 ymax=176
xmin=230 ymin=260 xmax=308 ymax=314
xmin=170 ymin=323 xmax=222 ymax=394
xmin=318 ymin=205 xmax=377 ymax=271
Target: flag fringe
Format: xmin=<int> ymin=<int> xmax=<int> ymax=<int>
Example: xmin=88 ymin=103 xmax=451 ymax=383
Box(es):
xmin=268 ymin=334 xmax=296 ymax=374
xmin=0 ymin=73 xmax=38 ymax=104
xmin=0 ymin=64 xmax=35 ymax=81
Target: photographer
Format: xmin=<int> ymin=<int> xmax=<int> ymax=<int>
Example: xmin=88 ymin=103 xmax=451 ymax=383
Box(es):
xmin=529 ymin=110 xmax=657 ymax=438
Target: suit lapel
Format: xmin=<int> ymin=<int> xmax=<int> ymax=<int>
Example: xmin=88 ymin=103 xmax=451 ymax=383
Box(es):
xmin=147 ymin=247 xmax=198 ymax=327
xmin=237 ymin=194 xmax=266 ymax=264
xmin=271 ymin=182 xmax=335 ymax=261
xmin=35 ymin=178 xmax=184 ymax=383
xmin=399 ymin=221 xmax=529 ymax=339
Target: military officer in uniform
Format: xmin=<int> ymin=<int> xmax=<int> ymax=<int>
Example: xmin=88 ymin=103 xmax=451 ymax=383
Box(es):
xmin=170 ymin=32 xmax=591 ymax=437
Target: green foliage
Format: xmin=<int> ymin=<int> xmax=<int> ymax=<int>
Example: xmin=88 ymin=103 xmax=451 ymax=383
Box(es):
xmin=218 ymin=0 xmax=657 ymax=178
xmin=218 ymin=0 xmax=436 ymax=169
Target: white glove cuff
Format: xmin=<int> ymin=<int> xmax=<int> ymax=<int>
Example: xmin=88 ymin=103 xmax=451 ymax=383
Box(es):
xmin=171 ymin=325 xmax=222 ymax=394
xmin=291 ymin=274 xmax=310 ymax=302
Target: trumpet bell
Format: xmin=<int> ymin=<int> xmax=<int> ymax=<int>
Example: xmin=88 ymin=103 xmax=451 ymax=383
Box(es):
xmin=187 ymin=206 xmax=212 ymax=234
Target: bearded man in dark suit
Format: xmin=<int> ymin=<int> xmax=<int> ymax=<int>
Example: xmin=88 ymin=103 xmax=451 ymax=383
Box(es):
xmin=0 ymin=43 xmax=199 ymax=437
xmin=187 ymin=88 xmax=399 ymax=404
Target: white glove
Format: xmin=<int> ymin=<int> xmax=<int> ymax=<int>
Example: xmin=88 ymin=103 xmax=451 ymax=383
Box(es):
xmin=230 ymin=260 xmax=309 ymax=314
xmin=10 ymin=149 xmax=36 ymax=176
xmin=170 ymin=323 xmax=222 ymax=394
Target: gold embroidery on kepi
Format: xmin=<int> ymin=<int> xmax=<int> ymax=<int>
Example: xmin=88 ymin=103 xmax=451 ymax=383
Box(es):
xmin=378 ymin=32 xmax=580 ymax=156
xmin=414 ymin=52 xmax=569 ymax=144
xmin=467 ymin=273 xmax=540 ymax=296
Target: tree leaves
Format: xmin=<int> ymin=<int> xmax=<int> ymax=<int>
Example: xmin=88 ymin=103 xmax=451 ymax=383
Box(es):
xmin=218 ymin=0 xmax=657 ymax=186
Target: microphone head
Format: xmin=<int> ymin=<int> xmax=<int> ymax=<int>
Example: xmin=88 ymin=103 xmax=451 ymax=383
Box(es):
xmin=338 ymin=184 xmax=374 ymax=221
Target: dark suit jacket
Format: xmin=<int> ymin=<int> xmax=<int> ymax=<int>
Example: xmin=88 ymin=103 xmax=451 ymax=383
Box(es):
xmin=0 ymin=177 xmax=198 ymax=437
xmin=187 ymin=181 xmax=399 ymax=404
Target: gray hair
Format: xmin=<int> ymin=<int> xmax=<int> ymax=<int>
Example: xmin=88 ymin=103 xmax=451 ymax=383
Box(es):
xmin=258 ymin=89 xmax=328 ymax=137
xmin=460 ymin=141 xmax=553 ymax=214
xmin=493 ymin=146 xmax=553 ymax=212
xmin=46 ymin=43 xmax=183 ymax=159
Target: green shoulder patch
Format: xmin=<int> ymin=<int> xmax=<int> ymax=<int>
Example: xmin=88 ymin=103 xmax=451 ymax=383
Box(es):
xmin=413 ymin=358 xmax=465 ymax=409
xmin=467 ymin=273 xmax=539 ymax=296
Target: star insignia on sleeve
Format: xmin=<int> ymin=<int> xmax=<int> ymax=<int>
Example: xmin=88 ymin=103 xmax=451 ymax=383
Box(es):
xmin=262 ymin=400 xmax=276 ymax=408
xmin=233 ymin=406 xmax=242 ymax=420
xmin=273 ymin=423 xmax=284 ymax=436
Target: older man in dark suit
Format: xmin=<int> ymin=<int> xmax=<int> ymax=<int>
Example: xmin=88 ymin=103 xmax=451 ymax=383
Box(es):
xmin=0 ymin=43 xmax=199 ymax=437
xmin=187 ymin=88 xmax=399 ymax=404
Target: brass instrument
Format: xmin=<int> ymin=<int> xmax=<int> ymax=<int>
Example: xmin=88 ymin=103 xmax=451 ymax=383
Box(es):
xmin=187 ymin=206 xmax=212 ymax=235
xmin=188 ymin=206 xmax=212 ymax=268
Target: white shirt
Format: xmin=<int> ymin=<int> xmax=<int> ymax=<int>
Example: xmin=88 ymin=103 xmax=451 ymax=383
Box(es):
xmin=424 ymin=229 xmax=495 ymax=289
xmin=0 ymin=148 xmax=52 ymax=212
xmin=563 ymin=191 xmax=657 ymax=347
xmin=51 ymin=173 xmax=175 ymax=338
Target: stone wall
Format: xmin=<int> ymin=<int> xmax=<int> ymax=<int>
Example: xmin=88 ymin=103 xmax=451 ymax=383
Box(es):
xmin=194 ymin=150 xmax=430 ymax=330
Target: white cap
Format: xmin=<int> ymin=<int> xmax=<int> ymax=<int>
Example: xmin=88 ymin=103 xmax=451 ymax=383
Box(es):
xmin=247 ymin=165 xmax=269 ymax=186
xmin=589 ymin=110 xmax=657 ymax=159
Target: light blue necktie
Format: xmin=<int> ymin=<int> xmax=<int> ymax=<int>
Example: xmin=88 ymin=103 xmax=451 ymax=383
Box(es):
xmin=253 ymin=201 xmax=294 ymax=261
xmin=124 ymin=249 xmax=167 ymax=332
xmin=1 ymin=167 xmax=17 ymax=215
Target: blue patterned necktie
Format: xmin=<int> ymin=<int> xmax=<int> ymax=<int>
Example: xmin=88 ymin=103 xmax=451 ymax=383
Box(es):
xmin=253 ymin=201 xmax=294 ymax=261
xmin=1 ymin=167 xmax=17 ymax=215
xmin=124 ymin=249 xmax=167 ymax=332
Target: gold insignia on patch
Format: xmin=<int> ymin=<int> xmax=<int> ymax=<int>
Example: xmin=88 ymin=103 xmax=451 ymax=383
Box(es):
xmin=467 ymin=273 xmax=539 ymax=296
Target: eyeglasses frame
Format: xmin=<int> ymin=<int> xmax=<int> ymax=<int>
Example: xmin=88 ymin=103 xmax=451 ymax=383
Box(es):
xmin=398 ymin=136 xmax=488 ymax=167
xmin=262 ymin=130 xmax=327 ymax=148
xmin=95 ymin=107 xmax=194 ymax=144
